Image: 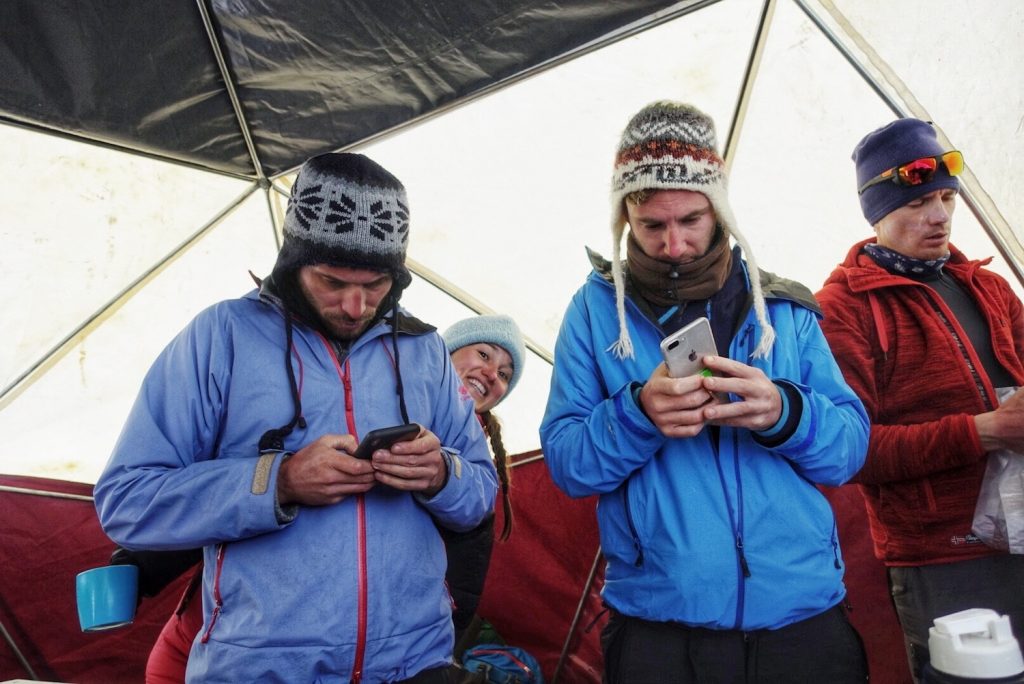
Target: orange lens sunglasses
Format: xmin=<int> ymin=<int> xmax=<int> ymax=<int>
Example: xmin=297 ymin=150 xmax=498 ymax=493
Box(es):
xmin=858 ymin=150 xmax=963 ymax=195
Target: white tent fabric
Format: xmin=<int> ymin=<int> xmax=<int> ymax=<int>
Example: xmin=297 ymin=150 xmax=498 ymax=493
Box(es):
xmin=2 ymin=0 xmax=1022 ymax=483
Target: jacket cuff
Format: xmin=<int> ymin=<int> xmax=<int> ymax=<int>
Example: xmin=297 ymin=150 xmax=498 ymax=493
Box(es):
xmin=268 ymin=451 xmax=298 ymax=524
xmin=753 ymin=381 xmax=803 ymax=448
xmin=414 ymin=447 xmax=458 ymax=505
xmin=617 ymin=381 xmax=660 ymax=438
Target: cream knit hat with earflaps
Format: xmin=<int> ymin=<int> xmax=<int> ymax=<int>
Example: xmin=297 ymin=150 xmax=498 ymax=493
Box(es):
xmin=608 ymin=101 xmax=775 ymax=360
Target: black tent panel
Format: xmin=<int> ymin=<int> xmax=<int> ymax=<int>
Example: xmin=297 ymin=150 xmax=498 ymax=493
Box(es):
xmin=214 ymin=0 xmax=683 ymax=176
xmin=1 ymin=1 xmax=682 ymax=179
xmin=0 ymin=2 xmax=252 ymax=177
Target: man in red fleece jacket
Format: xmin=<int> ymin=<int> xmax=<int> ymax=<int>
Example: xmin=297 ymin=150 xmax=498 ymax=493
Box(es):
xmin=817 ymin=117 xmax=1024 ymax=682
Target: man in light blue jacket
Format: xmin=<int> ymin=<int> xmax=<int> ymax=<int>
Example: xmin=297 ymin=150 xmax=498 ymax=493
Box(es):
xmin=540 ymin=101 xmax=870 ymax=682
xmin=94 ymin=153 xmax=497 ymax=683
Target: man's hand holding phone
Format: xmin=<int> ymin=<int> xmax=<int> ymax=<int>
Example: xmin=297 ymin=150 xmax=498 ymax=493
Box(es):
xmin=277 ymin=423 xmax=449 ymax=506
xmin=365 ymin=424 xmax=448 ymax=496
xmin=698 ymin=355 xmax=782 ymax=432
xmin=641 ymin=317 xmax=724 ymax=437
xmin=639 ymin=362 xmax=721 ymax=438
xmin=643 ymin=317 xmax=781 ymax=437
xmin=277 ymin=434 xmax=377 ymax=507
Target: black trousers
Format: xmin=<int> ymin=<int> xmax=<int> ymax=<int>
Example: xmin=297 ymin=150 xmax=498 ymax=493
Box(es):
xmin=889 ymin=555 xmax=1024 ymax=683
xmin=601 ymin=605 xmax=868 ymax=684
xmin=394 ymin=665 xmax=450 ymax=684
xmin=396 ymin=664 xmax=487 ymax=684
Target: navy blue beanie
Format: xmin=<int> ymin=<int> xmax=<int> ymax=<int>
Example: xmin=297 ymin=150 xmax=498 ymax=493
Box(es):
xmin=853 ymin=118 xmax=960 ymax=225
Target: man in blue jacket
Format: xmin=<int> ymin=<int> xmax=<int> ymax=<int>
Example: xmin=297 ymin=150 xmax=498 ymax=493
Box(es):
xmin=540 ymin=101 xmax=870 ymax=682
xmin=94 ymin=153 xmax=497 ymax=683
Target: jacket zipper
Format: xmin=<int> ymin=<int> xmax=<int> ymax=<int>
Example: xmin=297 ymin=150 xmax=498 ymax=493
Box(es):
xmin=322 ymin=339 xmax=368 ymax=684
xmin=200 ymin=543 xmax=226 ymax=643
xmin=713 ymin=440 xmax=749 ymax=628
xmin=622 ymin=480 xmax=644 ymax=567
xmin=343 ymin=360 xmax=368 ymax=684
xmin=922 ymin=295 xmax=995 ymax=512
xmin=923 ymin=297 xmax=996 ymax=411
xmin=719 ymin=325 xmax=757 ymax=629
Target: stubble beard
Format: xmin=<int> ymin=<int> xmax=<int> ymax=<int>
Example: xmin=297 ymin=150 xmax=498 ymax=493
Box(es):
xmin=320 ymin=310 xmax=376 ymax=341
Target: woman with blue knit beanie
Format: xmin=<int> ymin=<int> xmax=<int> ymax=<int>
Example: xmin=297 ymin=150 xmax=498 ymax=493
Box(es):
xmin=441 ymin=313 xmax=527 ymax=654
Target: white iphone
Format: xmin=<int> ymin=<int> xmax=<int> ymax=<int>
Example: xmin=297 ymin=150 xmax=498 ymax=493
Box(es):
xmin=659 ymin=316 xmax=718 ymax=379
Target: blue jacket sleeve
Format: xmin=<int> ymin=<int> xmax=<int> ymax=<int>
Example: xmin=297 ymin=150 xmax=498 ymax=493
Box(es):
xmin=94 ymin=307 xmax=288 ymax=550
xmin=540 ymin=292 xmax=666 ymax=498
xmin=763 ymin=306 xmax=869 ymax=486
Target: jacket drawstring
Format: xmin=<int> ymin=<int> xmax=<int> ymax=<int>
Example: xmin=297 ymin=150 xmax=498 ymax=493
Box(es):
xmin=258 ymin=313 xmax=307 ymax=452
xmin=391 ymin=299 xmax=411 ymax=424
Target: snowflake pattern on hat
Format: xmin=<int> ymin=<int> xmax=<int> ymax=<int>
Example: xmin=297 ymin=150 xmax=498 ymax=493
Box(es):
xmin=325 ymin=195 xmax=409 ymax=242
xmin=275 ymin=153 xmax=411 ymax=275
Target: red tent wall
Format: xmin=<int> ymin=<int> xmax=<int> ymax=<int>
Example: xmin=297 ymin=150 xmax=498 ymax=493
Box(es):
xmin=823 ymin=483 xmax=912 ymax=684
xmin=0 ymin=466 xmax=606 ymax=684
xmin=0 ymin=472 xmax=910 ymax=684
xmin=478 ymin=455 xmax=606 ymax=683
xmin=0 ymin=474 xmax=185 ymax=683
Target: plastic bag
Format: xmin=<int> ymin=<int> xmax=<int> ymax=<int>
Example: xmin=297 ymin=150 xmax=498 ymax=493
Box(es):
xmin=971 ymin=387 xmax=1024 ymax=553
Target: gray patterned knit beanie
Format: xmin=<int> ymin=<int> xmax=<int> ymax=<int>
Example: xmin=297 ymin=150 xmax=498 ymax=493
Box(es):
xmin=273 ymin=152 xmax=412 ymax=290
xmin=608 ymin=101 xmax=774 ymax=359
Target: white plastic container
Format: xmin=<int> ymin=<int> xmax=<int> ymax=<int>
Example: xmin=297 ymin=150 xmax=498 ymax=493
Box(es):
xmin=925 ymin=609 xmax=1024 ymax=682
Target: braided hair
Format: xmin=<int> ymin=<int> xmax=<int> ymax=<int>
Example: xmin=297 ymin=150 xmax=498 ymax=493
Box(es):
xmin=479 ymin=410 xmax=513 ymax=541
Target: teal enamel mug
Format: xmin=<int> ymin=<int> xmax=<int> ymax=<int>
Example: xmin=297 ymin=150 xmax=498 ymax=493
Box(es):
xmin=75 ymin=564 xmax=138 ymax=631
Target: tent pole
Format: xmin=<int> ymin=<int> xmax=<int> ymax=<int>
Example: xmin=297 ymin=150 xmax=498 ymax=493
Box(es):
xmin=0 ymin=485 xmax=93 ymax=502
xmin=795 ymin=0 xmax=1024 ymax=289
xmin=0 ymin=619 xmax=38 ymax=681
xmin=263 ymin=180 xmax=285 ymax=251
xmin=267 ymin=178 xmax=294 ymax=250
xmin=0 ymin=116 xmax=256 ymax=182
xmin=0 ymin=184 xmax=259 ymax=411
xmin=194 ymin=0 xmax=266 ymax=182
xmin=723 ymin=0 xmax=778 ymax=171
xmin=509 ymin=452 xmax=545 ymax=468
xmin=552 ymin=547 xmax=604 ymax=684
xmin=405 ymin=257 xmax=553 ymax=365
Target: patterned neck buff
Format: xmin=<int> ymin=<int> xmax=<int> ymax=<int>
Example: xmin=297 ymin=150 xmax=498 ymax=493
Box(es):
xmin=864 ymin=242 xmax=950 ymax=277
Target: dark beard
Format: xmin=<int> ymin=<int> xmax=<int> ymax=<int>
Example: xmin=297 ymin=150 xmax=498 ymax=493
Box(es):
xmin=269 ymin=269 xmax=394 ymax=342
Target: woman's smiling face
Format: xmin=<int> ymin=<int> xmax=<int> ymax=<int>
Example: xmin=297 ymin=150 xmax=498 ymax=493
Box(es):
xmin=450 ymin=343 xmax=514 ymax=413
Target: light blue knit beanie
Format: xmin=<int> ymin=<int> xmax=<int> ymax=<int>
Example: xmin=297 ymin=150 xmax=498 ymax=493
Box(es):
xmin=443 ymin=314 xmax=526 ymax=403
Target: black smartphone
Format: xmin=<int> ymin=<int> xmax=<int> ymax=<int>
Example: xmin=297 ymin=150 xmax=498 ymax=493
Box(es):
xmin=352 ymin=423 xmax=420 ymax=459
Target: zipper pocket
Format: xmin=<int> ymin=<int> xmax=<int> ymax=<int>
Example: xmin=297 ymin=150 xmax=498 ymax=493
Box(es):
xmin=622 ymin=480 xmax=644 ymax=567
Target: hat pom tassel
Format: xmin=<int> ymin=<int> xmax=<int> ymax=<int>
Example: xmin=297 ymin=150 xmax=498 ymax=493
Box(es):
xmin=608 ymin=333 xmax=634 ymax=360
